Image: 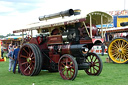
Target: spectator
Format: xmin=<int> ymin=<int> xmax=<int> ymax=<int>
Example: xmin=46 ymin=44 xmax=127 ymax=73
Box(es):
xmin=101 ymin=43 xmax=105 ymax=56
xmin=13 ymin=45 xmax=17 ymax=49
xmin=7 ymin=44 xmax=12 ymax=58
xmin=8 ymin=48 xmax=14 ymax=72
xmin=1 ymin=46 xmax=4 ymax=59
xmin=13 ymin=45 xmax=20 ymax=73
xmin=109 ymin=35 xmax=113 ymax=41
xmin=8 ymin=44 xmax=12 ymax=52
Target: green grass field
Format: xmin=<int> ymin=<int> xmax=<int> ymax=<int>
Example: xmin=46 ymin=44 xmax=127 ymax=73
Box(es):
xmin=0 ymin=54 xmax=128 ymax=85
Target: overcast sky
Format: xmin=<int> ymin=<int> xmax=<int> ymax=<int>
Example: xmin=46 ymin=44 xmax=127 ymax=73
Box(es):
xmin=0 ymin=0 xmax=128 ymax=35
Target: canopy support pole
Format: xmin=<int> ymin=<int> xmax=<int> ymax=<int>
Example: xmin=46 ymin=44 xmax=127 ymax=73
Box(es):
xmin=89 ymin=14 xmax=92 ymax=38
xmin=22 ymin=32 xmax=24 ymax=45
xmin=101 ymin=14 xmax=103 ymax=38
xmin=83 ymin=21 xmax=90 ymax=36
xmin=31 ymin=30 xmax=33 ymax=37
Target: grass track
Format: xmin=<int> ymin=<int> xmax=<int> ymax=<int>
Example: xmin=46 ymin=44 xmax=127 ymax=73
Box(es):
xmin=0 ymin=54 xmax=128 ymax=85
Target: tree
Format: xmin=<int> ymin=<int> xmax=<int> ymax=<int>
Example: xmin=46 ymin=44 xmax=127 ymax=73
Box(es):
xmin=6 ymin=33 xmax=15 ymax=37
xmin=0 ymin=35 xmax=5 ymax=38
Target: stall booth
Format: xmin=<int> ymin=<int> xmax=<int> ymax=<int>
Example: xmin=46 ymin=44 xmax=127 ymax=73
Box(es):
xmin=1 ymin=36 xmax=22 ymax=52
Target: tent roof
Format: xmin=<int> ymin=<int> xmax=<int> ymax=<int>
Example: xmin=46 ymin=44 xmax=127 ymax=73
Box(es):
xmin=13 ymin=11 xmax=112 ymax=33
xmin=85 ymin=11 xmax=112 ymax=25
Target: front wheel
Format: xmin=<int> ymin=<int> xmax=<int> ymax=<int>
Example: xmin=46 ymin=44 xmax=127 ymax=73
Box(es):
xmin=58 ymin=54 xmax=78 ymax=80
xmin=108 ymin=38 xmax=128 ymax=64
xmin=85 ymin=52 xmax=103 ymax=75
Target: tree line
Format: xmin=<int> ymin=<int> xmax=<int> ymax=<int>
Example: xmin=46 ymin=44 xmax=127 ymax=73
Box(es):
xmin=0 ymin=33 xmax=27 ymax=39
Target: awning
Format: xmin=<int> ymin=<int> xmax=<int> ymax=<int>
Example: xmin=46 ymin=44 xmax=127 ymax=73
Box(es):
xmin=5 ymin=36 xmax=22 ymax=40
xmin=85 ymin=11 xmax=113 ymax=25
xmin=96 ymin=24 xmax=113 ymax=28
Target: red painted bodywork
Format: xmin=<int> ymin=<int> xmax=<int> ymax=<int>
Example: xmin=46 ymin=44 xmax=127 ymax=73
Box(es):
xmin=48 ymin=45 xmax=71 ymax=63
xmin=47 ymin=35 xmax=63 ymax=45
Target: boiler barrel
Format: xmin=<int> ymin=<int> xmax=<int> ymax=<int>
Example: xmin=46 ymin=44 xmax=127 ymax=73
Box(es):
xmin=48 ymin=44 xmax=89 ymax=57
xmin=61 ymin=44 xmax=88 ymax=57
xmin=70 ymin=44 xmax=88 ymax=57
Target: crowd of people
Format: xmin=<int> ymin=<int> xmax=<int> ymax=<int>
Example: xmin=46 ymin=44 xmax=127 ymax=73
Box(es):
xmin=8 ymin=44 xmax=20 ymax=73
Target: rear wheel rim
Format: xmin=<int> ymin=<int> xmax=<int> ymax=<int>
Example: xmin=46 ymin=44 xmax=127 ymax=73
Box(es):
xmin=19 ymin=45 xmax=35 ymax=76
xmin=18 ymin=44 xmax=42 ymax=76
xmin=108 ymin=38 xmax=128 ymax=63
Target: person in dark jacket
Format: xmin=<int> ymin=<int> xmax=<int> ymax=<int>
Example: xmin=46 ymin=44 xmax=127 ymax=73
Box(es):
xmin=101 ymin=43 xmax=105 ymax=56
xmin=1 ymin=47 xmax=4 ymax=59
xmin=13 ymin=45 xmax=20 ymax=73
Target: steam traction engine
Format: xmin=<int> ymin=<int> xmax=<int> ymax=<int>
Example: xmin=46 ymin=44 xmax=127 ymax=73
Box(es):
xmin=13 ymin=9 xmax=112 ymax=80
xmin=105 ymin=22 xmax=128 ymax=64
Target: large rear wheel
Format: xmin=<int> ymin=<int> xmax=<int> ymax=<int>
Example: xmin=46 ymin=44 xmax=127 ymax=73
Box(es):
xmin=108 ymin=38 xmax=128 ymax=64
xmin=58 ymin=54 xmax=78 ymax=80
xmin=18 ymin=43 xmax=42 ymax=76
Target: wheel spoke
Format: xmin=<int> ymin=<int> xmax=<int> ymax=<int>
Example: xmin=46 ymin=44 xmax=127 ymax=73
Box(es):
xmin=121 ymin=40 xmax=123 ymax=48
xmin=24 ymin=65 xmax=30 ymax=72
xmin=123 ymin=43 xmax=128 ymax=48
xmin=112 ymin=52 xmax=118 ymax=57
xmin=94 ymin=61 xmax=99 ymax=64
xmin=89 ymin=67 xmax=92 ymax=73
xmin=31 ymin=57 xmax=35 ymax=59
xmin=86 ymin=57 xmax=90 ymax=62
xmin=66 ymin=70 xmax=69 ymax=79
xmin=61 ymin=62 xmax=65 ymax=67
xmin=91 ymin=55 xmax=94 ymax=62
xmin=62 ymin=69 xmax=65 ymax=74
xmin=94 ymin=64 xmax=99 ymax=67
xmin=119 ymin=54 xmax=121 ymax=62
xmin=28 ymin=47 xmax=32 ymax=54
xmin=112 ymin=45 xmax=118 ymax=49
xmin=70 ymin=65 xmax=75 ymax=69
xmin=113 ymin=42 xmax=119 ymax=48
xmin=113 ymin=45 xmax=119 ymax=50
xmin=20 ymin=54 xmax=27 ymax=58
xmin=69 ymin=62 xmax=72 ymax=66
xmin=93 ymin=67 xmax=95 ymax=74
xmin=115 ymin=55 xmax=120 ymax=60
xmin=90 ymin=55 xmax=93 ymax=62
xmin=118 ymin=40 xmax=121 ymax=48
xmin=120 ymin=54 xmax=123 ymax=59
xmin=21 ymin=62 xmax=29 ymax=66
xmin=69 ymin=69 xmax=73 ymax=77
xmin=123 ymin=54 xmax=127 ymax=60
xmin=69 ymin=69 xmax=74 ymax=73
xmin=30 ymin=53 xmax=34 ymax=57
xmin=93 ymin=57 xmax=97 ymax=63
xmin=23 ymin=48 xmax=29 ymax=55
xmin=65 ymin=58 xmax=68 ymax=65
xmin=93 ymin=66 xmax=98 ymax=72
xmin=28 ymin=65 xmax=34 ymax=75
